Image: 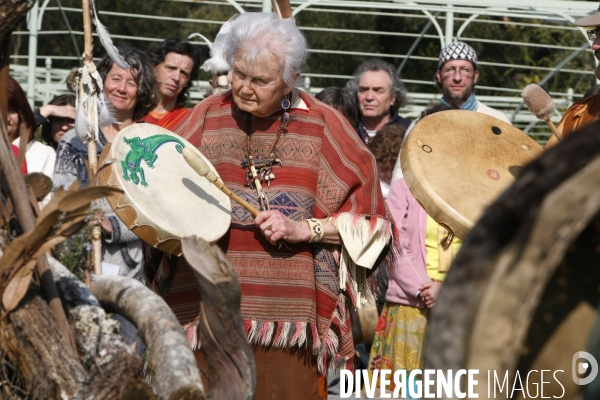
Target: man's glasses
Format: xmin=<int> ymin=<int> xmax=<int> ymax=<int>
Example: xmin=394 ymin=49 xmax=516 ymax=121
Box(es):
xmin=442 ymin=66 xmax=474 ymax=77
xmin=587 ymin=28 xmax=599 ymax=41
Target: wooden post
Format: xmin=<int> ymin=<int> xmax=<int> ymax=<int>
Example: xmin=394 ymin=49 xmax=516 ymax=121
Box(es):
xmin=81 ymin=0 xmax=102 ymax=275
xmin=0 ymin=35 xmax=9 ymax=123
xmin=0 ymin=100 xmax=78 ymax=353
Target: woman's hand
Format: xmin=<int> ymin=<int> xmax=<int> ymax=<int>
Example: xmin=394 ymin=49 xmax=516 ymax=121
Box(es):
xmin=419 ymin=281 xmax=442 ymax=309
xmin=39 ymin=104 xmax=76 ymax=120
xmin=255 ymin=210 xmax=311 ymax=246
xmin=92 ymin=212 xmax=113 ymax=235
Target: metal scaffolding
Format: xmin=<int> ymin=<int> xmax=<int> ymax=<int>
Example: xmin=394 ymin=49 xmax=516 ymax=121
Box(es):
xmin=10 ymin=0 xmax=600 ymax=143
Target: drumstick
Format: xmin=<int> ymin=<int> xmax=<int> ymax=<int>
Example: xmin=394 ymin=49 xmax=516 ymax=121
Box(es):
xmin=182 ymin=148 xmax=259 ymax=218
xmin=271 ymin=0 xmax=292 ymax=19
xmin=521 ymin=84 xmax=563 ymax=142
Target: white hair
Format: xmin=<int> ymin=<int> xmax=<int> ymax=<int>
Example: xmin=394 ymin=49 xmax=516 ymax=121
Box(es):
xmin=223 ymin=12 xmax=307 ymax=91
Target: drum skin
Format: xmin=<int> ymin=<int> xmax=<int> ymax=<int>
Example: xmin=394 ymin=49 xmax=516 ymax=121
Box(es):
xmin=98 ymin=124 xmax=231 ymax=256
xmin=401 ymin=110 xmax=543 ymax=239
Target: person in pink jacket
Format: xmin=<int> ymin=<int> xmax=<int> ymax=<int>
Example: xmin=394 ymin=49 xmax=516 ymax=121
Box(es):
xmin=368 ymin=172 xmax=461 ymax=396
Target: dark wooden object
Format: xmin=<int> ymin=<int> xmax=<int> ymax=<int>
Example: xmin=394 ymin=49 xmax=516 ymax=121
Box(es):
xmin=424 ymin=121 xmax=600 ymax=399
xmin=182 ymin=236 xmax=257 ymax=400
xmin=0 ymin=0 xmax=35 ymax=41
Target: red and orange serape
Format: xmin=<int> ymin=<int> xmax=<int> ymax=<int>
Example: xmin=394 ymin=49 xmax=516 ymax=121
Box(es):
xmin=153 ymin=90 xmax=396 ymax=374
xmin=143 ymin=105 xmax=189 ymax=130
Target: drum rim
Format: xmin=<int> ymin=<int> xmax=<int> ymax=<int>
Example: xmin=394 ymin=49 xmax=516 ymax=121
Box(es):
xmin=400 ymin=110 xmax=543 ymax=239
xmin=98 ymin=124 xmax=231 ymax=255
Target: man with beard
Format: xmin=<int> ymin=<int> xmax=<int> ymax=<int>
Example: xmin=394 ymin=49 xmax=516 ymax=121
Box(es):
xmin=390 ymin=43 xmax=510 ymax=181
xmin=435 ymin=41 xmax=510 ymax=123
xmin=546 ymin=7 xmax=600 ymax=149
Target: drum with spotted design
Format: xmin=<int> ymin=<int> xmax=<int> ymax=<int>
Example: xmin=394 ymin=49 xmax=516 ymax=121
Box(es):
xmin=401 ymin=110 xmax=543 ymax=239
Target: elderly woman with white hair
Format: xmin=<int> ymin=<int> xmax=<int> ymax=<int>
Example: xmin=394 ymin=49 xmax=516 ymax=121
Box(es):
xmin=162 ymin=12 xmax=397 ymax=399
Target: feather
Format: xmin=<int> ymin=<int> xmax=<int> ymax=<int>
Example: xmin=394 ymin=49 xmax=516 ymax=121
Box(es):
xmin=75 ymin=95 xmax=94 ymax=141
xmin=98 ymin=92 xmax=120 ymax=127
xmin=90 ymin=69 xmax=104 ymax=92
xmin=189 ymin=19 xmax=233 ymax=74
xmin=81 ymin=65 xmax=92 ymax=87
xmin=91 ymin=1 xmax=129 ymax=70
xmin=188 ymin=32 xmax=213 ymax=51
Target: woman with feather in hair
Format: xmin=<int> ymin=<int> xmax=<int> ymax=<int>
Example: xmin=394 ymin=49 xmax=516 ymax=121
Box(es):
xmin=52 ymin=46 xmax=158 ymax=349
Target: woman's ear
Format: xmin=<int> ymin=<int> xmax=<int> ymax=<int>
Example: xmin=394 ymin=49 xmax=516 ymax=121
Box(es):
xmin=283 ymin=71 xmax=302 ymax=96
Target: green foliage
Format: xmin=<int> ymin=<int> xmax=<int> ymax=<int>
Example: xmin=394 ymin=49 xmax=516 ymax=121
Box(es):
xmin=52 ymin=219 xmax=92 ymax=280
xmin=295 ymin=9 xmax=381 ymax=88
xmin=12 ymin=1 xmax=597 ymax=99
xmin=460 ymin=16 xmax=596 ymax=96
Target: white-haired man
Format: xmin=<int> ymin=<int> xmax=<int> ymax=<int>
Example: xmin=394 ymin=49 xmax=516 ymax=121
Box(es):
xmin=349 ymin=59 xmax=411 ymax=144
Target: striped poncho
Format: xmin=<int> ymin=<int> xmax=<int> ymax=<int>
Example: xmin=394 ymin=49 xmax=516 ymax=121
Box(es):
xmin=157 ymin=90 xmax=397 ymax=374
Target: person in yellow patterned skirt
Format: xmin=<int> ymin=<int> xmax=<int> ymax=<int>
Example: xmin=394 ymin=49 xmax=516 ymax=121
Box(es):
xmin=367 ymin=107 xmax=461 ymax=398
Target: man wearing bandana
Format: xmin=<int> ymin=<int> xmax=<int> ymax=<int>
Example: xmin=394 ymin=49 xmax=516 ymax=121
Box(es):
xmin=391 ymin=42 xmax=511 ymax=181
xmin=435 ymin=41 xmax=511 ymax=124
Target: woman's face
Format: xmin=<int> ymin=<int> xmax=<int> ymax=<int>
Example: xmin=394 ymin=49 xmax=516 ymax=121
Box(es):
xmin=103 ymin=64 xmax=138 ymax=119
xmin=7 ymin=110 xmax=19 ymax=140
xmin=232 ymin=51 xmax=291 ymax=118
xmin=378 ymin=165 xmax=393 ymax=185
xmin=51 ymin=116 xmax=75 ymax=144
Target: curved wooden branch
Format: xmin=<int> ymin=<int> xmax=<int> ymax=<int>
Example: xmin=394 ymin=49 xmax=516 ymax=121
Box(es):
xmin=181 ymin=236 xmax=256 ymax=400
xmin=48 ymin=256 xmax=155 ymax=399
xmin=91 ymin=274 xmax=205 ymax=400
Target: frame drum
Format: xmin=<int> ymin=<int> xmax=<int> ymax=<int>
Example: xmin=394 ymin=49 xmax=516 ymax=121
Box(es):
xmin=98 ymin=124 xmax=231 ymax=256
xmin=401 ymin=110 xmax=543 ymax=239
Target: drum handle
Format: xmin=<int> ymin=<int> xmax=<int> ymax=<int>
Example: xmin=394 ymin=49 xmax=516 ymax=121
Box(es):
xmin=545 ymin=119 xmax=563 ymax=142
xmin=183 ymin=148 xmax=260 ymax=218
xmin=272 ymin=0 xmax=292 ymax=19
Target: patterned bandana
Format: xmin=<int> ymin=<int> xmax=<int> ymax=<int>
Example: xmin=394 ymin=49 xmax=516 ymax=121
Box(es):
xmin=438 ymin=41 xmax=478 ymax=69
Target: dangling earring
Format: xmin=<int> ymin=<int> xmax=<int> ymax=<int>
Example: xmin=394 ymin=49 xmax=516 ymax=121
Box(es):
xmin=281 ymin=95 xmax=291 ymax=128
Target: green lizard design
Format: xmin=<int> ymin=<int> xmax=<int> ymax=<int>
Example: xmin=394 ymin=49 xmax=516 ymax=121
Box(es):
xmin=121 ymin=134 xmax=185 ymax=187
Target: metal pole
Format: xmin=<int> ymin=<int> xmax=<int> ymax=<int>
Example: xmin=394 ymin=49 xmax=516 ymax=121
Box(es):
xmin=45 ymin=57 xmax=51 ymax=104
xmin=567 ymin=87 xmax=574 ymax=108
xmin=263 ymin=0 xmax=271 ymax=12
xmin=26 ymin=0 xmax=40 ymax=108
xmin=445 ymin=4 xmax=454 ymax=45
xmin=398 ymin=11 xmax=442 ymax=75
